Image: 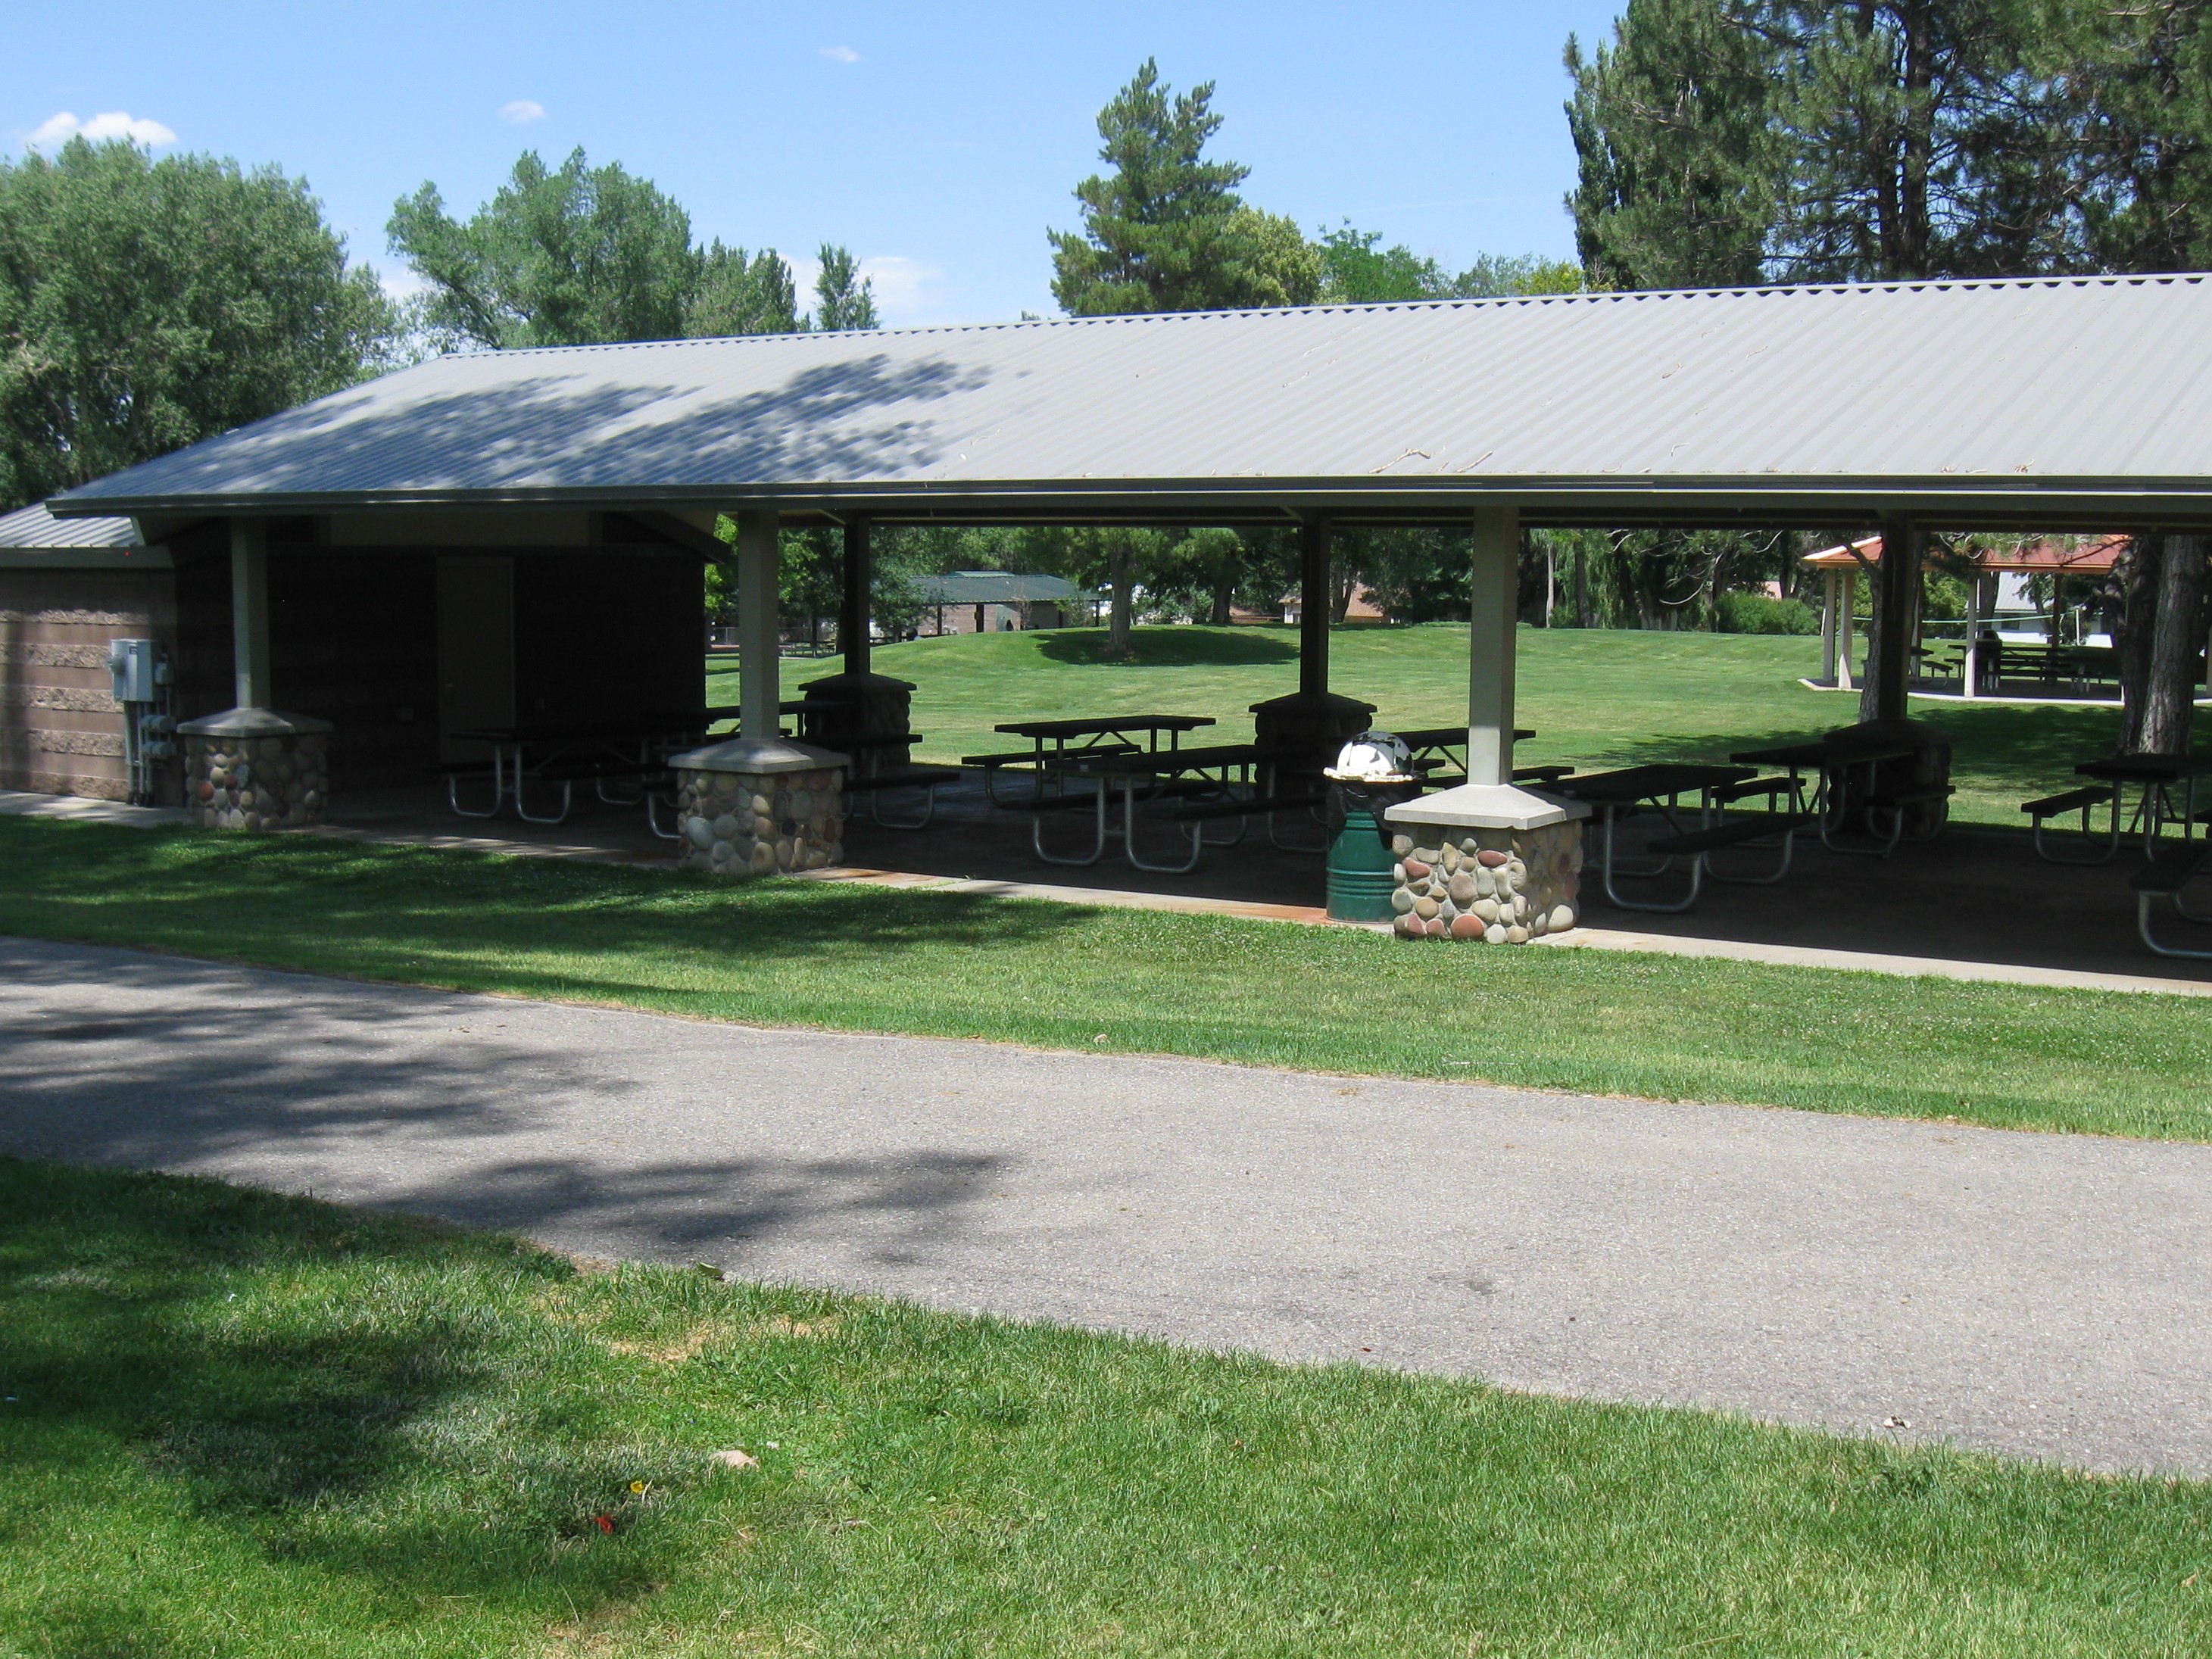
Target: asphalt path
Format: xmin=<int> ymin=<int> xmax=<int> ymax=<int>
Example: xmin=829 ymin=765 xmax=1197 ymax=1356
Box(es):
xmin=2 ymin=934 xmax=2206 ymax=1475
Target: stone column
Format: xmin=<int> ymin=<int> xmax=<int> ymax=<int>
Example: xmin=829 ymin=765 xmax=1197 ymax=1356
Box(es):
xmin=178 ymin=708 xmax=330 ymax=830
xmin=668 ymin=741 xmax=847 ymax=876
xmin=179 ymin=519 xmax=332 ymax=829
xmin=1382 ymin=503 xmax=1589 ymax=943
xmin=672 ymin=507 xmax=848 ymax=875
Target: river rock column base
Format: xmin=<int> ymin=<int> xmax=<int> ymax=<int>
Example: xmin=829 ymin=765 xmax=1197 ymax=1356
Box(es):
xmin=667 ymin=737 xmax=850 ymax=878
xmin=176 ymin=709 xmax=332 ymax=831
xmin=1389 ymin=820 xmax=1583 ymax=942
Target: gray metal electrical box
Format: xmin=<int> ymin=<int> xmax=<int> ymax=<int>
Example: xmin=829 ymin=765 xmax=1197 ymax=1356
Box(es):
xmin=107 ymin=638 xmax=166 ymax=703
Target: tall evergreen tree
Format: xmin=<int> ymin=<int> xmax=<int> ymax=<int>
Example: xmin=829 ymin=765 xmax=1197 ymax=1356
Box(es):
xmin=1758 ymin=1 xmax=2083 ymax=282
xmin=1050 ymin=60 xmax=1301 ymax=316
xmin=0 ymin=138 xmax=393 ymax=510
xmin=1564 ymin=0 xmax=1778 ymax=289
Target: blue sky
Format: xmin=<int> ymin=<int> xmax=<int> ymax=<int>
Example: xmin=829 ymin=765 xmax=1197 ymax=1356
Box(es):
xmin=7 ymin=2 xmax=1627 ymax=326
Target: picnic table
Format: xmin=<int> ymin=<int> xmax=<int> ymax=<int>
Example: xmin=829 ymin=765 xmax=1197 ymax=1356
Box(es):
xmin=1549 ymin=763 xmax=1757 ymax=912
xmin=966 ymin=714 xmax=1216 ymax=804
xmin=2074 ymin=752 xmax=2212 ymax=855
xmin=1035 ymin=741 xmax=1312 ymax=871
xmin=445 ymin=709 xmax=726 ymax=825
xmin=1731 ymin=732 xmax=1932 ymax=856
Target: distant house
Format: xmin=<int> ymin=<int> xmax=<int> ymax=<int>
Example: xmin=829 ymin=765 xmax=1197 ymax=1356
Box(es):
xmin=916 ymin=571 xmax=1082 ymax=635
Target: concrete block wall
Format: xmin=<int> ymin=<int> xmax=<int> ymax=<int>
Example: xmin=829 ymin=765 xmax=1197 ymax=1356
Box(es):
xmin=0 ymin=568 xmax=178 ymax=802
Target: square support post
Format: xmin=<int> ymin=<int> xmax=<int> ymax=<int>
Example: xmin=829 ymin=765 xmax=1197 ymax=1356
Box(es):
xmin=232 ymin=519 xmax=271 ymax=711
xmin=1961 ymin=568 xmax=1985 ymax=700
xmin=1820 ymin=569 xmax=1839 ymax=684
xmin=1466 ymin=504 xmax=1518 ymax=787
xmin=736 ymin=509 xmax=781 ymax=741
xmin=1867 ymin=515 xmax=1920 ymax=723
xmin=841 ymin=515 xmax=872 ymax=677
xmin=1299 ymin=516 xmax=1330 ymax=698
xmin=1838 ymin=569 xmax=1856 ymax=691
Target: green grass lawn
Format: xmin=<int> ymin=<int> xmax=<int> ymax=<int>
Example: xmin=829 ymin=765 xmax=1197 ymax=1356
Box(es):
xmin=721 ymin=624 xmax=2136 ymax=828
xmin=5 ymin=1155 xmax=2206 ymax=1659
xmin=5 ymin=818 xmax=2209 ymax=1141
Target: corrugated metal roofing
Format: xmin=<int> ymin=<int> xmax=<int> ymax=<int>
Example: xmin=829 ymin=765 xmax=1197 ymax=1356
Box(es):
xmin=917 ymin=570 xmax=1080 ymax=605
xmin=49 ymin=276 xmax=2212 ymax=525
xmin=0 ymin=500 xmax=144 ymax=549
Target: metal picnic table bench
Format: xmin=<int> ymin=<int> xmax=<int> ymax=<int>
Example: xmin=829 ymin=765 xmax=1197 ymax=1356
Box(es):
xmin=441 ymin=709 xmax=729 ymax=827
xmin=1028 ymin=741 xmax=1321 ymax=872
xmin=1548 ymin=762 xmax=1780 ymax=912
xmin=966 ymin=714 xmax=1216 ymax=804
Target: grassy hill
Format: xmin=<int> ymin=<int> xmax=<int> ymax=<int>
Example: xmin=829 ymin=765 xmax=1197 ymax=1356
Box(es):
xmin=716 ymin=624 xmax=2129 ymax=827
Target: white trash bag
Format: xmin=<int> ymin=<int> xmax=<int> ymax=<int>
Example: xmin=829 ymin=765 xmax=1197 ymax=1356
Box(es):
xmin=1326 ymin=730 xmax=1415 ymax=782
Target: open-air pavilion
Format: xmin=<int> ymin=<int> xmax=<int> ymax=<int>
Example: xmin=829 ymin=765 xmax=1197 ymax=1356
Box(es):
xmin=34 ymin=273 xmax=2212 ymax=969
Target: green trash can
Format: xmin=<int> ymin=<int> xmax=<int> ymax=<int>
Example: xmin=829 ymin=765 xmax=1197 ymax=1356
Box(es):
xmin=1326 ymin=806 xmax=1399 ymax=921
xmin=1325 ymin=777 xmax=1421 ymax=922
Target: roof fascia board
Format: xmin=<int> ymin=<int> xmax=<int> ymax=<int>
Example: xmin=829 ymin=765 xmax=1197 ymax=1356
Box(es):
xmin=0 ymin=547 xmax=173 ymax=569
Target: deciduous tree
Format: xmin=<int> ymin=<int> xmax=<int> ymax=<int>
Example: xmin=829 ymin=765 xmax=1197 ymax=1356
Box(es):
xmin=388 ymin=148 xmax=699 ymax=349
xmin=0 ymin=137 xmax=392 ymax=510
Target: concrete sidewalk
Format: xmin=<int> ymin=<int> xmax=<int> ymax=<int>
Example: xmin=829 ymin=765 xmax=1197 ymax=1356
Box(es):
xmin=2 ymin=934 xmax=2206 ymax=1475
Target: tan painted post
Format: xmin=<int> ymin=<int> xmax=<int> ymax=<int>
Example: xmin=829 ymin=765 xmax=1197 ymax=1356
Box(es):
xmin=1820 ymin=568 xmax=1839 ymax=684
xmin=1467 ymin=504 xmax=1520 ymax=787
xmin=231 ymin=519 xmax=270 ymax=710
xmin=735 ymin=509 xmax=782 ymax=741
xmin=1838 ymin=569 xmax=1855 ymax=692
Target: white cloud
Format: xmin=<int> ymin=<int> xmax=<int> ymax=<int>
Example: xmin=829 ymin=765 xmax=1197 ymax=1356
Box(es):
xmin=26 ymin=109 xmax=176 ymax=151
xmin=820 ymin=45 xmax=860 ymax=63
xmin=786 ymin=253 xmax=944 ymax=325
xmin=498 ymin=98 xmax=547 ymax=124
xmin=859 ymin=256 xmax=941 ymax=320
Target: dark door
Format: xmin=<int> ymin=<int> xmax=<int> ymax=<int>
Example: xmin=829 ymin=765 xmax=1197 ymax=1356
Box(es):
xmin=436 ymin=555 xmax=514 ymax=760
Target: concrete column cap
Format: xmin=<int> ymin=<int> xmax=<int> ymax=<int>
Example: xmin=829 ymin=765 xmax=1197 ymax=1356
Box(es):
xmin=176 ymin=706 xmax=332 ymax=738
xmin=1386 ymin=783 xmax=1589 ymax=831
xmin=668 ymin=736 xmax=849 ymax=775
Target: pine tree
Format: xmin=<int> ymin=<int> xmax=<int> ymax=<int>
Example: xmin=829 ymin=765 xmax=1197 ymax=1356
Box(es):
xmin=1050 ymin=60 xmax=1288 ymax=315
xmin=1564 ymin=0 xmax=1778 ymax=290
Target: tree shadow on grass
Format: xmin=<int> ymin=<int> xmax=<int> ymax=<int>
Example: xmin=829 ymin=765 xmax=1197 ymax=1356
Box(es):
xmin=0 ymin=819 xmax=1105 ymax=978
xmin=1034 ymin=627 xmax=1299 ymax=668
xmin=0 ymin=1158 xmax=643 ymax=1617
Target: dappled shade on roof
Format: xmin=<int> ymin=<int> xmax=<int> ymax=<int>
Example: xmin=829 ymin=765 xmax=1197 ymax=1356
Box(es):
xmin=51 ymin=275 xmax=2212 ymax=529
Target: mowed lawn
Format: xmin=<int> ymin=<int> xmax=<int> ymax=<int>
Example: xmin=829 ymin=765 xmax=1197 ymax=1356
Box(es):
xmin=4 ymin=1155 xmax=2207 ymax=1659
xmin=4 ymin=819 xmax=2210 ymax=1141
xmin=719 ymin=624 xmax=2136 ymax=828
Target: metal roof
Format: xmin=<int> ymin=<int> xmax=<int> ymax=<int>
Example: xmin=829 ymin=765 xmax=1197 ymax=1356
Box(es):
xmin=916 ymin=570 xmax=1080 ymax=605
xmin=50 ymin=276 xmax=2212 ymax=529
xmin=0 ymin=500 xmax=144 ymax=548
xmin=0 ymin=500 xmax=166 ymax=568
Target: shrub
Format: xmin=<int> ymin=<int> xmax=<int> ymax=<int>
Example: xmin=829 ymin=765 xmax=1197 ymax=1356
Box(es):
xmin=1714 ymin=591 xmax=1820 ymax=635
